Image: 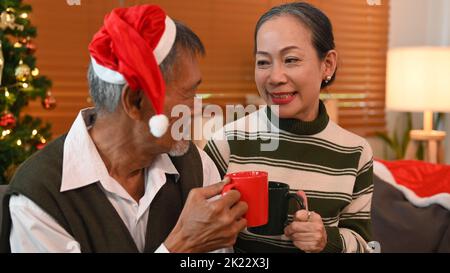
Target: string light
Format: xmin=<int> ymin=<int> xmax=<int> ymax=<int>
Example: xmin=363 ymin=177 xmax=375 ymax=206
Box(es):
xmin=40 ymin=137 xmax=46 ymax=144
xmin=16 ymin=139 xmax=22 ymax=146
xmin=2 ymin=129 xmax=11 ymax=137
xmin=4 ymin=90 xmax=9 ymax=97
xmin=20 ymin=13 xmax=28 ymax=19
xmin=32 ymin=129 xmax=37 ymax=136
xmin=14 ymin=42 xmax=22 ymax=48
xmin=31 ymin=67 xmax=39 ymax=76
xmin=22 ymin=83 xmax=29 ymax=88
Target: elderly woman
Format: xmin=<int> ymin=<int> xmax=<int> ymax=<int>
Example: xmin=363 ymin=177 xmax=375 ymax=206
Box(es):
xmin=205 ymin=2 xmax=373 ymax=253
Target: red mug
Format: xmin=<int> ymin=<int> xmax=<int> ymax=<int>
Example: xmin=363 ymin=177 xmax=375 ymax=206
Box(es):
xmin=222 ymin=171 xmax=269 ymax=227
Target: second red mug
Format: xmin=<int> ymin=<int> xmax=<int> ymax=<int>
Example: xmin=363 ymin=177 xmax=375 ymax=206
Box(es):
xmin=222 ymin=171 xmax=269 ymax=227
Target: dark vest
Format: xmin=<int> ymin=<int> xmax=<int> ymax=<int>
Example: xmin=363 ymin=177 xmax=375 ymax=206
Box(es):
xmin=0 ymin=135 xmax=203 ymax=253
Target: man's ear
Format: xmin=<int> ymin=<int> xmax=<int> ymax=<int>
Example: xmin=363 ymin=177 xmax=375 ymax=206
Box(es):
xmin=121 ymin=85 xmax=144 ymax=120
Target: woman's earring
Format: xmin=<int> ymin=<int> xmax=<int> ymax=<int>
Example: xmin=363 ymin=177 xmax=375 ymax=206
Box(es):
xmin=324 ymin=75 xmax=332 ymax=84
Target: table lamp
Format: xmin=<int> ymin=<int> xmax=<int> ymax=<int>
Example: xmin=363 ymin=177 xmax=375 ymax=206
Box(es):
xmin=386 ymin=47 xmax=450 ymax=163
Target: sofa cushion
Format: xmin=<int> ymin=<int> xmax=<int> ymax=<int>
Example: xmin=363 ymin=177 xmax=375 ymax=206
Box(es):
xmin=372 ymin=173 xmax=450 ymax=252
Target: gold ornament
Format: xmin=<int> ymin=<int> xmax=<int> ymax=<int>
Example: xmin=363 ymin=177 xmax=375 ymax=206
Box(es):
xmin=0 ymin=41 xmax=3 ymax=85
xmin=15 ymin=60 xmax=31 ymax=82
xmin=0 ymin=8 xmax=24 ymax=31
xmin=0 ymin=8 xmax=15 ymax=26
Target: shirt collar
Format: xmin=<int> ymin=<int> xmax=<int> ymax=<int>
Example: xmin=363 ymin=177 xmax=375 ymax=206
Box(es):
xmin=61 ymin=108 xmax=179 ymax=193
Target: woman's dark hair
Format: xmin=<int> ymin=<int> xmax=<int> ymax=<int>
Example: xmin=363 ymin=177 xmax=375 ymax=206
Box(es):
xmin=254 ymin=2 xmax=336 ymax=88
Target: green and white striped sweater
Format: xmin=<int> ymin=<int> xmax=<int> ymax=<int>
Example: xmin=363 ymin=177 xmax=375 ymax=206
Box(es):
xmin=204 ymin=101 xmax=373 ymax=253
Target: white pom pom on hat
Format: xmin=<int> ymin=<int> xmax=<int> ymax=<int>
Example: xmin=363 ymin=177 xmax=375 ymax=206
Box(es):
xmin=149 ymin=114 xmax=169 ymax=138
xmin=88 ymin=5 xmax=176 ymax=137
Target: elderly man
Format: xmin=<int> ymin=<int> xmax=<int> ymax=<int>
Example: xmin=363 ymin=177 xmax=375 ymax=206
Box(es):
xmin=0 ymin=5 xmax=247 ymax=253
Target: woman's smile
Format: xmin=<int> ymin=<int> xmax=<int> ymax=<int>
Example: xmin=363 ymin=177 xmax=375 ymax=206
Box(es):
xmin=268 ymin=91 xmax=298 ymax=105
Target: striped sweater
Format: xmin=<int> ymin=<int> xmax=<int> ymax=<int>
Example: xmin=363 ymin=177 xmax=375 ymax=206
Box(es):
xmin=204 ymin=101 xmax=373 ymax=253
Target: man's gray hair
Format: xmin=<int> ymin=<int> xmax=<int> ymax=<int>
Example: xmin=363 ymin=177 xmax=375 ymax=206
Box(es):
xmin=88 ymin=20 xmax=205 ymax=115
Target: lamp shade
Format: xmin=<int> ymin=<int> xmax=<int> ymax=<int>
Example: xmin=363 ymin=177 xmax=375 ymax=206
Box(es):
xmin=386 ymin=47 xmax=450 ymax=112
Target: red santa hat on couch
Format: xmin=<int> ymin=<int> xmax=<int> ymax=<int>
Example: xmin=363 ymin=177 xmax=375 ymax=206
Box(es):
xmin=88 ymin=5 xmax=176 ymax=137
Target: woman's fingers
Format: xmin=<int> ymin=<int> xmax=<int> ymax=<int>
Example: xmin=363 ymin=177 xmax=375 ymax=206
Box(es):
xmin=289 ymin=232 xmax=322 ymax=242
xmin=284 ymin=220 xmax=321 ymax=236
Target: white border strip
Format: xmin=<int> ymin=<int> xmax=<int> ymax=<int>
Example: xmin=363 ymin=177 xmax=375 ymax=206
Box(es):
xmin=154 ymin=16 xmax=176 ymax=65
xmin=90 ymin=57 xmax=126 ymax=84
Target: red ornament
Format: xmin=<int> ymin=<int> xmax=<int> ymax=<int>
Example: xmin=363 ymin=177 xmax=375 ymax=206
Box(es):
xmin=0 ymin=112 xmax=16 ymax=128
xmin=42 ymin=91 xmax=56 ymax=110
xmin=36 ymin=143 xmax=46 ymax=150
xmin=16 ymin=37 xmax=36 ymax=54
xmin=26 ymin=41 xmax=37 ymax=54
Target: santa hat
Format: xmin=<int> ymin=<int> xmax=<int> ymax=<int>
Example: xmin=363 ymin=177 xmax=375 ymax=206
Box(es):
xmin=88 ymin=5 xmax=176 ymax=137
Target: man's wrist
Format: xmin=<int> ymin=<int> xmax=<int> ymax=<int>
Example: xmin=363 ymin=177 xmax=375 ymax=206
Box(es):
xmin=164 ymin=225 xmax=193 ymax=253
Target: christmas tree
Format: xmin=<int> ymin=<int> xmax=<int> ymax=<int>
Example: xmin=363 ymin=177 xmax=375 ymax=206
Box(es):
xmin=1 ymin=0 xmax=54 ymax=184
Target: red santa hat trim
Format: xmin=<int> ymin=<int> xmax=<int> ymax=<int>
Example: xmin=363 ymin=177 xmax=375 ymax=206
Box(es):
xmin=88 ymin=5 xmax=176 ymax=137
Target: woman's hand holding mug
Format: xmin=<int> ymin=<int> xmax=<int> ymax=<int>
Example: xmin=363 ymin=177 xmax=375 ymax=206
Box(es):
xmin=284 ymin=191 xmax=327 ymax=253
